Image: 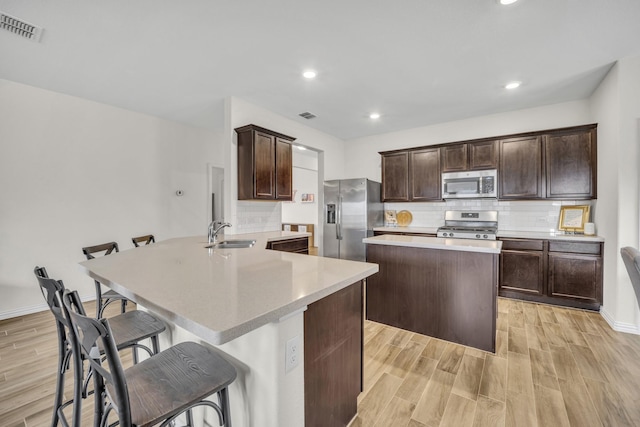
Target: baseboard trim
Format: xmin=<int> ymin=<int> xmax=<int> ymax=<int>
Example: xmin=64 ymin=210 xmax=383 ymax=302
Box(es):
xmin=600 ymin=306 xmax=640 ymax=335
xmin=0 ymin=294 xmax=96 ymax=321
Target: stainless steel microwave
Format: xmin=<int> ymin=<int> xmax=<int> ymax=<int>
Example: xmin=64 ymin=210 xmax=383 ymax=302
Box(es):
xmin=442 ymin=169 xmax=497 ymax=199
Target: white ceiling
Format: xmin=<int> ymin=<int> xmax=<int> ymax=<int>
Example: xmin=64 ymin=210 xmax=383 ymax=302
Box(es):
xmin=1 ymin=0 xmax=639 ymax=140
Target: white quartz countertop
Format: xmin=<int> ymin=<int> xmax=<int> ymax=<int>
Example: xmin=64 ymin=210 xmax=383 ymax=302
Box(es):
xmin=496 ymin=230 xmax=604 ymax=242
xmin=79 ymin=232 xmax=378 ymax=345
xmin=373 ymin=226 xmax=604 ymax=242
xmin=364 ymin=234 xmax=502 ymax=254
xmin=373 ymin=226 xmax=439 ymax=234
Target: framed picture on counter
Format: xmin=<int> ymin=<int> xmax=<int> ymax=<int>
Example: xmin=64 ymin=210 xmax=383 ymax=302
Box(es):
xmin=558 ymin=205 xmax=590 ymax=233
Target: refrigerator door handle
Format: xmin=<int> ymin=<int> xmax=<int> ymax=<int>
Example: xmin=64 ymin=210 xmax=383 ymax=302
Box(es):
xmin=337 ymin=195 xmax=342 ymax=240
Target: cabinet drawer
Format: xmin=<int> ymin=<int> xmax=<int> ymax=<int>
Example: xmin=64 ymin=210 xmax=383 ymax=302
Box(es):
xmin=548 ymin=241 xmax=601 ymax=255
xmin=500 ymin=239 xmax=544 ymax=251
xmin=268 ymin=237 xmax=309 ymax=253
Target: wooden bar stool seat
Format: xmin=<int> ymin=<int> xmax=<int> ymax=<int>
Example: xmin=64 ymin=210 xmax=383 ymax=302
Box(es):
xmin=61 ymin=290 xmax=237 ymax=427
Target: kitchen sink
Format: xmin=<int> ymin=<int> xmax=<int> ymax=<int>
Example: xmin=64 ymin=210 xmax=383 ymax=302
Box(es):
xmin=205 ymin=239 xmax=256 ymax=249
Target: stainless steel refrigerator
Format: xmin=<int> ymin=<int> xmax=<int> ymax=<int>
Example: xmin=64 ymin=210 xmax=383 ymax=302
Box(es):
xmin=323 ymin=178 xmax=383 ymax=261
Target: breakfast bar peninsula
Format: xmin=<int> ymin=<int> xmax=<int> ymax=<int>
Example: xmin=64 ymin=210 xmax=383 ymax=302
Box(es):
xmin=79 ymin=233 xmax=378 ymax=427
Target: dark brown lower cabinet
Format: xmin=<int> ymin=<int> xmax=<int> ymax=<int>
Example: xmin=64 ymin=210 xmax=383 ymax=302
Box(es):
xmin=498 ymin=238 xmax=603 ymax=310
xmin=366 ymin=244 xmax=497 ymax=352
xmin=499 ymin=239 xmax=545 ymax=298
xmin=265 ymin=236 xmax=309 ymax=254
xmin=304 ymin=282 xmax=363 ymax=427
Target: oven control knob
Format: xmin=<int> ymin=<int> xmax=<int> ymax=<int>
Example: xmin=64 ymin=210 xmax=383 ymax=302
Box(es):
xmin=450 ymin=233 xmax=454 ymax=237
xmin=483 ymin=234 xmax=488 ymax=239
xmin=442 ymin=232 xmax=448 ymax=237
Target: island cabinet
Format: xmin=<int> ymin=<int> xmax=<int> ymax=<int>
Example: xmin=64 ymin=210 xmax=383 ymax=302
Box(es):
xmin=498 ymin=135 xmax=544 ymax=199
xmin=235 ymin=124 xmax=295 ymax=201
xmin=265 ymin=236 xmax=309 ymax=254
xmin=498 ymin=238 xmax=603 ymax=310
xmin=381 ymin=147 xmax=441 ymax=202
xmin=366 ymin=243 xmax=498 ymax=352
xmin=544 ymin=125 xmax=597 ymax=200
xmin=441 ymin=140 xmax=498 ymax=172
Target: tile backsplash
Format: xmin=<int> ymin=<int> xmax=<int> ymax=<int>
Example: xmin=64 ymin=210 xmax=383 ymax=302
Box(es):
xmin=232 ymin=201 xmax=282 ymax=234
xmin=231 ymin=199 xmax=594 ymax=235
xmin=384 ymin=199 xmax=595 ymax=233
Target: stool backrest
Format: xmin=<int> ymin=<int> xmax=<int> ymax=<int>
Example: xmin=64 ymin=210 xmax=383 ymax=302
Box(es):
xmin=34 ymin=266 xmax=67 ymax=327
xmin=132 ymin=234 xmax=155 ymax=247
xmin=621 ymin=247 xmax=640 ymax=308
xmin=82 ymin=242 xmax=119 ymax=260
xmin=60 ymin=289 xmax=133 ymax=427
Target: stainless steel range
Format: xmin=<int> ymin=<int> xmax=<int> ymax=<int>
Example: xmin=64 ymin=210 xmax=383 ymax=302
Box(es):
xmin=436 ymin=210 xmax=498 ymax=240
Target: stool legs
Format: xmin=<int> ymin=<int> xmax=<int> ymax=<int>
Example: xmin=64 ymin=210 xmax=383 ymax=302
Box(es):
xmin=50 ymin=328 xmax=66 ymax=427
xmin=219 ymin=388 xmax=232 ymax=427
xmin=51 ymin=332 xmax=83 ymax=427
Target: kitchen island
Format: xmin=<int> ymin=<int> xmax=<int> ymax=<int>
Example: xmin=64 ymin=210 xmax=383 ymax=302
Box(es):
xmin=79 ymin=232 xmax=378 ymax=427
xmin=364 ymin=234 xmax=502 ymax=352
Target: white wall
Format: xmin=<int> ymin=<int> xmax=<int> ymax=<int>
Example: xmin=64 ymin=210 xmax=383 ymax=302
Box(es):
xmin=0 ymin=79 xmax=219 ymax=318
xmin=281 ymin=149 xmax=319 ymax=227
xmin=590 ymin=55 xmax=640 ymax=331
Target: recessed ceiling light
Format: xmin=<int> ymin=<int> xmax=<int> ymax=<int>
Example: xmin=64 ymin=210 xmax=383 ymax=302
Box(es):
xmin=296 ymin=145 xmax=307 ymax=151
xmin=505 ymin=81 xmax=521 ymax=90
xmin=302 ymin=70 xmax=317 ymax=79
xmin=369 ymin=113 xmax=381 ymax=119
xmin=499 ymin=0 xmax=518 ymax=5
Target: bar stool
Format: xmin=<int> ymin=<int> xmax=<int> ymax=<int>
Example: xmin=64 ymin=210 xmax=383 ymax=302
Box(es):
xmin=35 ymin=266 xmax=166 ymax=427
xmin=81 ymin=242 xmax=129 ymax=318
xmin=131 ymin=234 xmax=155 ymax=247
xmin=61 ymin=289 xmax=237 ymax=427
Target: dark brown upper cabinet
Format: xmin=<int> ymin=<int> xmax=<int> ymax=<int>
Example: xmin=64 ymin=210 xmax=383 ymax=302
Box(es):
xmin=381 ymin=151 xmax=410 ymax=202
xmin=441 ymin=140 xmax=497 ymax=172
xmin=381 ymin=148 xmax=441 ymax=202
xmin=410 ymin=148 xmax=441 ymax=201
xmin=544 ymin=125 xmax=597 ymax=200
xmin=380 ymin=124 xmax=597 ymax=202
xmin=235 ymin=124 xmax=295 ymax=201
xmin=499 ymin=136 xmax=544 ymax=199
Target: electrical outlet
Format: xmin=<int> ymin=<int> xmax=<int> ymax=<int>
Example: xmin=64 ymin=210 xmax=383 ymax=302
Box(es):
xmin=285 ymin=335 xmax=301 ymax=373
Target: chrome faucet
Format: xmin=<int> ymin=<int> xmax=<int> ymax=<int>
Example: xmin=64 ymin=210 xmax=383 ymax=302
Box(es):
xmin=208 ymin=221 xmax=232 ymax=244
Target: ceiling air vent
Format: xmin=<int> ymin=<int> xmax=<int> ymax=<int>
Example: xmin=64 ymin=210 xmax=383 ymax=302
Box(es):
xmin=0 ymin=12 xmax=43 ymax=42
xmin=299 ymin=112 xmax=317 ymax=120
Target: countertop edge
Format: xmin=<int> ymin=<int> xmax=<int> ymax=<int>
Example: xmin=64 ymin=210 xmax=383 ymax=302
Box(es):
xmin=364 ymin=235 xmax=502 ymax=254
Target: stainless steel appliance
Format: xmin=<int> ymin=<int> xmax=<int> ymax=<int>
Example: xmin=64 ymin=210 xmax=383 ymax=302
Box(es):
xmin=323 ymin=178 xmax=383 ymax=261
xmin=437 ymin=210 xmax=498 ymax=240
xmin=442 ymin=169 xmax=497 ymax=199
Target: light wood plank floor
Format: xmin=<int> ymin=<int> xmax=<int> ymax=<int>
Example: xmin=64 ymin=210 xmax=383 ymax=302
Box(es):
xmin=0 ymin=303 xmax=134 ymax=427
xmin=353 ymin=298 xmax=640 ymax=427
xmin=2 ymin=298 xmax=640 ymax=426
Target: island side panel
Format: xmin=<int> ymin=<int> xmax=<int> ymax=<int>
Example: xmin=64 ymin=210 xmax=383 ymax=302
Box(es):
xmin=304 ymin=281 xmax=363 ymax=427
xmin=366 ymin=244 xmax=497 ymax=352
